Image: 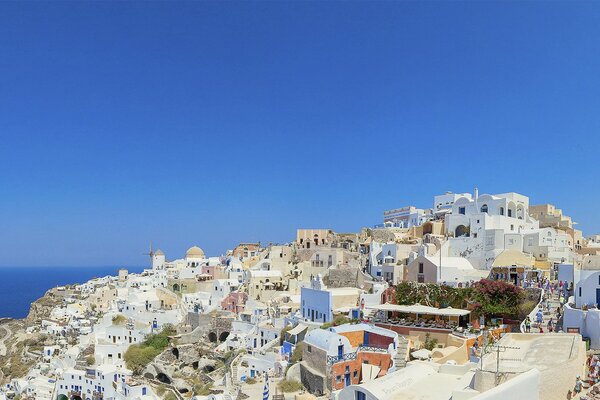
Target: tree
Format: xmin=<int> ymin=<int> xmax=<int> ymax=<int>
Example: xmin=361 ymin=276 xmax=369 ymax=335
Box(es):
xmin=291 ymin=342 xmax=303 ymax=363
xmin=471 ymin=279 xmax=522 ymax=319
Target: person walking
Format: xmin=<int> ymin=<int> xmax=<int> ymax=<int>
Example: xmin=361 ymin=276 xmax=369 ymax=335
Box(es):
xmin=547 ymin=318 xmax=554 ymax=333
xmin=525 ymin=316 xmax=531 ymax=333
xmin=574 ymin=375 xmax=583 ymax=395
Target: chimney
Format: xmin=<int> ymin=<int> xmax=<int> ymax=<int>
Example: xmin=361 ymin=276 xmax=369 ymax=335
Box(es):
xmin=474 ymin=187 xmax=479 ymax=201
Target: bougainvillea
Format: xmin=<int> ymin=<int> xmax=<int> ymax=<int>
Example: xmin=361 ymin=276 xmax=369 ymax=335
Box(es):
xmin=395 ymin=281 xmax=473 ymax=309
xmin=394 ymin=279 xmax=523 ymax=319
xmin=470 ymin=279 xmax=522 ymax=318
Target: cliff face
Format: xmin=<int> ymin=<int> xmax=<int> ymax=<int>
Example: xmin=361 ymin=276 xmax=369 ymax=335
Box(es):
xmin=25 ymin=289 xmax=63 ymax=325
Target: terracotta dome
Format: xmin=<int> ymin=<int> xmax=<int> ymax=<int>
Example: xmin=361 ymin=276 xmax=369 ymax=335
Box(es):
xmin=186 ymin=246 xmax=205 ymax=259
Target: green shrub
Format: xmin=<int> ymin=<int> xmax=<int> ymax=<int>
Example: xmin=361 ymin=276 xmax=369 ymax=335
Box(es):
xmin=124 ymin=325 xmax=176 ymax=373
xmin=193 ymin=382 xmax=213 ymax=396
xmin=124 ymin=344 xmax=161 ymax=374
xmin=423 ymin=333 xmax=438 ymax=351
xmin=245 ymin=377 xmax=257 ymax=384
xmin=112 ymin=314 xmax=127 ymax=325
xmin=155 ymin=385 xmax=167 ymax=395
xmin=291 ymin=342 xmax=303 ymax=363
xmin=278 ymin=379 xmax=303 ymax=392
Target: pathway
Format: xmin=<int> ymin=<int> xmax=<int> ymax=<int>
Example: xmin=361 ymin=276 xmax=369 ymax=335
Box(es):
xmin=529 ymin=289 xmax=562 ymax=334
xmin=0 ymin=323 xmax=12 ymax=356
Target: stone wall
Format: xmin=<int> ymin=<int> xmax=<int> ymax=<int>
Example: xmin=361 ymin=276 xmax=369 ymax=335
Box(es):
xmin=327 ymin=268 xmax=357 ymax=288
xmin=300 ymin=362 xmax=326 ymax=396
xmin=303 ymin=345 xmax=327 ymax=373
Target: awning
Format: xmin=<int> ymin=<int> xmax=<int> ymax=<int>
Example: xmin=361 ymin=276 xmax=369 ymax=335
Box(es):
xmin=367 ymin=303 xmax=470 ymax=317
xmin=435 ymin=307 xmax=470 ymax=317
xmin=288 ymin=324 xmax=308 ymax=336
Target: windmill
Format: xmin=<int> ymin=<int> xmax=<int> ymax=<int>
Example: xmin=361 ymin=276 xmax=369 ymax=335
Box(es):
xmin=143 ymin=241 xmax=154 ymax=268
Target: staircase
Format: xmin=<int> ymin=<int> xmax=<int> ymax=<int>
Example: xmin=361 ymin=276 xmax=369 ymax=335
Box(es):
xmin=230 ymin=354 xmax=242 ymax=388
xmin=394 ymin=337 xmax=409 ymax=369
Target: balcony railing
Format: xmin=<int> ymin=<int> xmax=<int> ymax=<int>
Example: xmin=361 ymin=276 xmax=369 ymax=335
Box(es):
xmin=326 ymin=351 xmax=357 ymax=365
xmin=357 ymin=344 xmax=388 ymax=354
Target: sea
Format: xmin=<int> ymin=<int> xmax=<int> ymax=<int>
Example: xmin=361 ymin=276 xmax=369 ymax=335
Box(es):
xmin=0 ymin=266 xmax=145 ymax=319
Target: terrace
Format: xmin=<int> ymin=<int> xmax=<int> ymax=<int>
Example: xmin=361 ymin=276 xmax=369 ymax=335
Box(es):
xmin=367 ymin=303 xmax=475 ymax=335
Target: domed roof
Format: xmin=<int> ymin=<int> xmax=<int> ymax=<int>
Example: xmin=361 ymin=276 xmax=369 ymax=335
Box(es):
xmin=186 ymin=246 xmax=205 ymax=259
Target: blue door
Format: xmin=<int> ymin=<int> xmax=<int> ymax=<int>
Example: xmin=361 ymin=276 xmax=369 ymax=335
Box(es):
xmin=338 ymin=345 xmax=343 ymax=360
xmin=363 ymin=331 xmax=369 ymax=346
xmin=596 ymin=288 xmax=600 ymax=306
xmin=345 ymin=373 xmax=350 ymax=386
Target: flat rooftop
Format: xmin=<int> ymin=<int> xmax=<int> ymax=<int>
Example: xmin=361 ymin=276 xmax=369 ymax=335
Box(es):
xmin=480 ymin=333 xmax=581 ymax=373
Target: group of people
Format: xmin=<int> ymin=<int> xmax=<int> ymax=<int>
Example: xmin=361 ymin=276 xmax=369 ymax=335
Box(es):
xmin=587 ymin=355 xmax=600 ymax=386
xmin=522 ymin=279 xmax=564 ymax=334
xmin=521 ymin=277 xmax=572 ymax=302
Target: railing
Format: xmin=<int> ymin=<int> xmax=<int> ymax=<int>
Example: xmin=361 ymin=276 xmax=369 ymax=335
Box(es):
xmin=357 ymin=345 xmax=388 ymax=354
xmin=326 ymin=351 xmax=357 ymax=365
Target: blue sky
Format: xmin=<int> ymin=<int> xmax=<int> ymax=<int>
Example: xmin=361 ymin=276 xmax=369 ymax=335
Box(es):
xmin=1 ymin=2 xmax=599 ymax=267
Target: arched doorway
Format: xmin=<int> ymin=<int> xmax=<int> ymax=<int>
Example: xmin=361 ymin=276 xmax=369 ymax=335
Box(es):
xmin=57 ymin=395 xmax=68 ymax=400
xmin=203 ymin=365 xmax=215 ymax=373
xmin=455 ymin=225 xmax=469 ymax=237
xmin=423 ymin=222 xmax=433 ymax=235
xmin=219 ymin=331 xmax=230 ymax=342
xmin=172 ymin=283 xmax=180 ymax=292
xmin=156 ymin=372 xmax=172 ymax=384
xmin=208 ymin=332 xmax=218 ymax=342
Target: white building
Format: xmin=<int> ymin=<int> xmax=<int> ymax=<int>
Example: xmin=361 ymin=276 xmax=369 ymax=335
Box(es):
xmin=445 ymin=189 xmax=540 ymax=268
xmin=523 ymin=228 xmax=571 ymax=263
xmin=433 ymin=191 xmax=473 ymax=219
xmin=383 ymin=206 xmax=430 ymax=228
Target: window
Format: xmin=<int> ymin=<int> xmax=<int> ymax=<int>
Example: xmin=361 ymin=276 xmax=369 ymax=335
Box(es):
xmin=579 ymin=287 xmax=582 ymax=297
xmin=459 ymin=207 xmax=466 ymax=215
xmin=510 ymin=224 xmax=514 ymax=231
xmin=480 ymin=204 xmax=488 ymax=213
xmin=307 ymin=345 xmax=312 ymax=353
xmin=418 ymin=263 xmax=424 ymax=274
xmin=336 ymin=375 xmax=342 ymax=382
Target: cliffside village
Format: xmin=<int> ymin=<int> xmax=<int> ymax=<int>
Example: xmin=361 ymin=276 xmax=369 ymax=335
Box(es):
xmin=4 ymin=189 xmax=600 ymax=400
